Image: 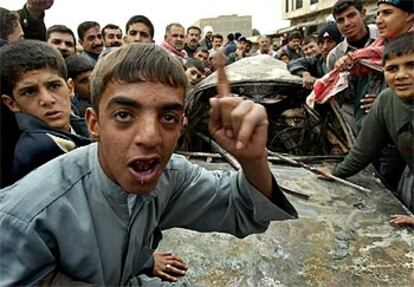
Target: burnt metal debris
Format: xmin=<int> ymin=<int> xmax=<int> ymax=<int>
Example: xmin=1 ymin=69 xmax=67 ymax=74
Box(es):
xmin=167 ymin=55 xmax=414 ymax=286
xmin=180 ymin=55 xmax=354 ymax=157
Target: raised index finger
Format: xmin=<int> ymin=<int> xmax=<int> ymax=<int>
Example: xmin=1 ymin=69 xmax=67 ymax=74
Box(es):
xmin=210 ymin=51 xmax=230 ymax=98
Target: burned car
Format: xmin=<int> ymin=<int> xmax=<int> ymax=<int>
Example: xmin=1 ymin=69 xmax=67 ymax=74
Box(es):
xmin=180 ymin=55 xmax=355 ymax=157
xmin=160 ymin=56 xmax=413 ymax=287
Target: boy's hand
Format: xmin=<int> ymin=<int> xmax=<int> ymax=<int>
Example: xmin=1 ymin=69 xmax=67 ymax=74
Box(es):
xmin=26 ymin=0 xmax=54 ymax=18
xmin=208 ymin=96 xmax=269 ymax=162
xmin=390 ymin=215 xmax=414 ymax=226
xmin=302 ymin=72 xmax=315 ymax=90
xmin=152 ymin=252 xmax=188 ymax=282
xmin=208 ymin=51 xmax=268 ymax=162
xmin=209 ymin=51 xmax=272 ymax=198
xmin=315 ymin=166 xmax=334 ymax=181
xmin=360 ymin=94 xmax=377 ymax=113
xmin=335 ymin=51 xmax=356 ymax=72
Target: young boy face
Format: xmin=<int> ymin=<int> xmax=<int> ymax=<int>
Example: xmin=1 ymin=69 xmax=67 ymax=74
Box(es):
xmin=384 ymin=52 xmax=414 ymax=100
xmin=334 ymin=5 xmax=366 ymax=42
xmin=185 ymin=67 xmax=204 ymax=85
xmin=74 ymin=70 xmax=92 ymax=100
xmin=86 ymin=81 xmax=185 ymax=195
xmin=125 ymin=22 xmax=153 ymax=44
xmin=376 ymin=4 xmax=414 ymax=40
xmin=1 ymin=68 xmax=72 ymax=131
xmin=319 ymin=38 xmax=338 ymax=58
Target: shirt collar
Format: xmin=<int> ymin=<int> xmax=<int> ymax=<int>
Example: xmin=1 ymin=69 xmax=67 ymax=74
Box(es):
xmin=341 ymin=25 xmax=379 ymax=52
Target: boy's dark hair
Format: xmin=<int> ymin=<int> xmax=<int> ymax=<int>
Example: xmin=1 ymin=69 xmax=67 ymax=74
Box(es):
xmin=90 ymin=44 xmax=187 ymax=115
xmin=125 ymin=15 xmax=154 ymax=38
xmin=195 ymin=47 xmax=209 ymax=54
xmin=235 ymin=32 xmax=242 ymax=41
xmin=303 ymin=34 xmax=317 ymax=45
xmin=102 ymin=24 xmax=122 ymax=37
xmin=277 ymin=51 xmax=289 ymax=60
xmin=288 ymin=31 xmax=303 ymax=41
xmin=0 ymin=7 xmax=20 ymax=40
xmin=65 ymin=55 xmax=95 ymax=80
xmin=238 ymin=36 xmax=247 ymax=43
xmin=332 ymin=0 xmax=364 ymax=18
xmin=184 ymin=58 xmax=205 ymax=73
xmin=77 ymin=21 xmax=100 ymax=40
xmin=47 ymin=24 xmax=76 ymax=45
xmin=213 ymin=34 xmax=223 ymax=41
xmin=0 ymin=40 xmax=67 ymax=97
xmin=227 ymin=33 xmax=235 ymax=41
xmin=383 ymin=32 xmax=414 ymax=64
xmin=186 ymin=25 xmax=201 ymax=35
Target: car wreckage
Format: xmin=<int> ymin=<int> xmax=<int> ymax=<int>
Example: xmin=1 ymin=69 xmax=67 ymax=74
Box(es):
xmin=160 ymin=56 xmax=413 ymax=286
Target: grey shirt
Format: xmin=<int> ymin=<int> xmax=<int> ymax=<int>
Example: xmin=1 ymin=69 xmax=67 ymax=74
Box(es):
xmin=333 ymin=88 xmax=414 ymax=177
xmin=0 ymin=143 xmax=296 ymax=286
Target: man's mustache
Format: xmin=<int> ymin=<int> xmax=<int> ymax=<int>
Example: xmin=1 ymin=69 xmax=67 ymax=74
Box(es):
xmin=110 ymin=42 xmax=122 ymax=47
xmin=92 ymin=44 xmax=103 ymax=49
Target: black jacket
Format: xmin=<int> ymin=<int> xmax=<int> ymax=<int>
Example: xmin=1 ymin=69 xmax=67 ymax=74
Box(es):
xmin=288 ymin=54 xmax=328 ymax=79
xmin=11 ymin=113 xmax=92 ymax=183
xmin=17 ymin=4 xmax=47 ymax=41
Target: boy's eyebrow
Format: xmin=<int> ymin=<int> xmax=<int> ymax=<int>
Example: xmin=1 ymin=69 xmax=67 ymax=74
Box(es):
xmin=106 ymin=96 xmax=184 ymax=112
xmin=107 ymin=96 xmax=140 ymax=109
xmin=160 ymin=103 xmax=184 ymax=112
xmin=46 ymin=79 xmax=65 ymax=84
xmin=17 ymin=83 xmax=37 ymax=90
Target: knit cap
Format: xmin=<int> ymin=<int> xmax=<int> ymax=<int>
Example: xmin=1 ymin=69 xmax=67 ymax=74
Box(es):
xmin=317 ymin=23 xmax=343 ymax=44
xmin=377 ymin=0 xmax=414 ymax=12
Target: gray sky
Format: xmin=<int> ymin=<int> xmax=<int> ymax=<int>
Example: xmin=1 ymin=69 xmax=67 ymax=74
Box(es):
xmin=2 ymin=0 xmax=290 ymax=42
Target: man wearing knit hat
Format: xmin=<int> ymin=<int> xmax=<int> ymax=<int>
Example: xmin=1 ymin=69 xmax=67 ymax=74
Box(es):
xmin=288 ymin=23 xmax=343 ymax=89
xmin=376 ymin=0 xmax=414 ymax=40
xmin=318 ymin=23 xmax=343 ymax=59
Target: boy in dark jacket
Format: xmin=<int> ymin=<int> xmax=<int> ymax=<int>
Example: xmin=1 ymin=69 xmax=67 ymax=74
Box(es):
xmin=0 ymin=40 xmax=91 ymax=183
xmin=288 ymin=23 xmax=343 ymax=89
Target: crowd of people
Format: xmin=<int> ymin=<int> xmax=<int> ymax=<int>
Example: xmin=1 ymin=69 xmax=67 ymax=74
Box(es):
xmin=0 ymin=0 xmax=413 ymax=285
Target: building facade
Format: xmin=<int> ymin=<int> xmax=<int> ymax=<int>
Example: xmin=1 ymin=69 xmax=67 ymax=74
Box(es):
xmin=269 ymin=0 xmax=377 ymax=47
xmin=282 ymin=0 xmax=377 ymax=27
xmin=194 ymin=14 xmax=252 ymax=38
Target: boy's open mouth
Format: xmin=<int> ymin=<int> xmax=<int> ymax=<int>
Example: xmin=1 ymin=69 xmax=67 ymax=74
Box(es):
xmin=130 ymin=159 xmax=159 ymax=172
xmin=128 ymin=158 xmax=161 ymax=184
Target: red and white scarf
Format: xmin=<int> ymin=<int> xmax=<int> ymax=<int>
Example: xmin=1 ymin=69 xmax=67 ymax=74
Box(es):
xmin=160 ymin=40 xmax=188 ymax=59
xmin=306 ymin=24 xmax=414 ymax=108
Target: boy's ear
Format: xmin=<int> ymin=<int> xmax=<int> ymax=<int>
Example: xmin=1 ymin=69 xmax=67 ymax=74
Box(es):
xmin=361 ymin=8 xmax=366 ymax=18
xmin=181 ymin=115 xmax=188 ymax=129
xmin=85 ymin=107 xmax=100 ymax=141
xmin=1 ymin=95 xmax=21 ymax=113
xmin=66 ymin=78 xmax=75 ymax=99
